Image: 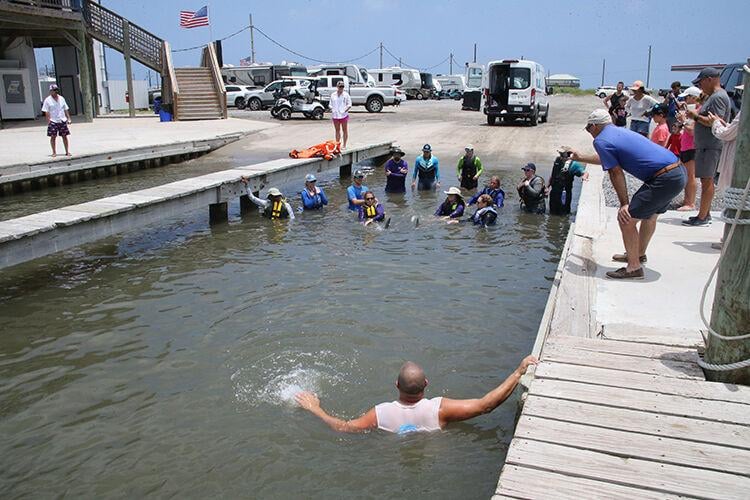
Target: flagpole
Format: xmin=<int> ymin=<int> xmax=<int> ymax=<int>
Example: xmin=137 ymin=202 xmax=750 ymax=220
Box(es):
xmin=207 ymin=4 xmax=213 ymax=46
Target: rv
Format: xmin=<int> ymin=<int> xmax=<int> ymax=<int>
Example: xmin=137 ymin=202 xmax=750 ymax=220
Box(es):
xmin=222 ymin=63 xmax=308 ymax=88
xmin=368 ymin=67 xmax=424 ymax=99
xmin=483 ymin=59 xmax=550 ymax=126
xmin=435 ymin=75 xmax=467 ymax=93
xmin=307 ymin=64 xmax=373 ymax=87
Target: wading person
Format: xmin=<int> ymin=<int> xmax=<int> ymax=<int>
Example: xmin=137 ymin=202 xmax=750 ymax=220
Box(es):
xmin=516 ymin=163 xmax=546 ymax=214
xmin=358 ymin=192 xmax=385 ymax=226
xmin=411 ymin=144 xmax=440 ymax=191
xmin=240 ymin=180 xmax=296 ymax=220
xmin=625 ymin=80 xmax=658 ymax=137
xmin=468 ymin=175 xmax=505 ymax=208
xmin=434 ymin=186 xmax=466 ymax=219
xmin=41 ymin=84 xmax=72 ymax=157
xmin=330 ymin=81 xmax=352 ymax=150
xmin=461 ymin=193 xmax=498 ymax=227
xmin=347 ymin=169 xmax=369 ymax=211
xmin=569 ymin=109 xmax=686 ymax=280
xmin=456 ymin=144 xmax=483 ymax=190
xmin=547 ymin=153 xmax=588 ymax=216
xmin=384 ymin=148 xmax=408 ymax=193
xmin=300 ymin=174 xmax=328 ymax=210
xmin=295 ymin=355 xmax=538 ymax=433
xmin=682 ymin=67 xmax=732 ymax=227
xmin=603 ymin=81 xmax=629 ymax=127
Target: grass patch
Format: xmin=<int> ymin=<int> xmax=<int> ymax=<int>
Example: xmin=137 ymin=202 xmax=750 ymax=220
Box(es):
xmin=551 ymin=87 xmax=594 ymax=96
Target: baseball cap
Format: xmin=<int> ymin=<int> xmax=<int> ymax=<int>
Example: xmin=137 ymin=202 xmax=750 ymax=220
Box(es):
xmin=678 ymin=86 xmax=701 ymax=98
xmin=646 ymin=104 xmax=667 ymax=117
xmin=465 ymin=144 xmax=474 ymax=151
xmin=586 ymin=108 xmax=612 ymax=125
xmin=305 ymin=173 xmax=317 ymax=182
xmin=49 ymin=84 xmax=59 ymax=91
xmin=692 ymin=67 xmax=721 ymax=85
xmin=629 ymin=80 xmax=646 ymax=91
xmin=521 ymin=163 xmax=536 ymax=171
xmin=422 ymin=144 xmax=432 ymax=152
xmin=353 ymin=169 xmax=365 ymax=179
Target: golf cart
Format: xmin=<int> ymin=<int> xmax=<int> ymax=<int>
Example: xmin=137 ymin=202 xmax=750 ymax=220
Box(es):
xmin=271 ymin=78 xmax=325 ymax=120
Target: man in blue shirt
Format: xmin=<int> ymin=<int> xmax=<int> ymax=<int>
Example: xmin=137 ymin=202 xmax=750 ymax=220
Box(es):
xmin=411 ymin=144 xmax=440 ymax=191
xmin=347 ymin=169 xmax=369 ymax=211
xmin=569 ymin=109 xmax=686 ymax=280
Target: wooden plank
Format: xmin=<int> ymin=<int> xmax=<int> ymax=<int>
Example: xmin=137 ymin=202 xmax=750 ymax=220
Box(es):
xmin=523 ymin=395 xmax=750 ymax=450
xmin=542 ymin=343 xmax=704 ymax=379
xmin=516 ymin=415 xmax=750 ymax=477
xmin=529 ymin=378 xmax=750 ymax=425
xmin=547 ymin=334 xmax=700 ymax=362
xmin=495 ymin=464 xmax=684 ymax=500
xmin=505 ymin=438 xmax=750 ymax=499
xmin=603 ymin=323 xmax=703 ymax=348
xmin=535 ymin=362 xmax=750 ymax=405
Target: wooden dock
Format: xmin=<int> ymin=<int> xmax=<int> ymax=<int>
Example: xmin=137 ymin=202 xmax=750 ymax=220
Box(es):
xmin=0 ymin=141 xmax=392 ymax=270
xmin=493 ymin=167 xmax=749 ymax=499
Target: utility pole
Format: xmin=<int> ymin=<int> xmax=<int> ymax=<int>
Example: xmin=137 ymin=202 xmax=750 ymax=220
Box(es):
xmin=473 ymin=43 xmax=477 ymax=63
xmin=449 ymin=52 xmax=453 ymax=74
xmin=705 ymin=59 xmax=750 ymax=385
xmin=398 ymin=57 xmax=401 ymax=67
xmin=379 ymin=42 xmax=383 ymax=69
xmin=249 ymin=14 xmax=255 ymax=63
xmin=601 ymin=58 xmax=606 ymax=86
xmin=646 ymin=45 xmax=652 ymax=88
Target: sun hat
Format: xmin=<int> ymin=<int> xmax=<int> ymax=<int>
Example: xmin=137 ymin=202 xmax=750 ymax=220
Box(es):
xmin=678 ymin=86 xmax=702 ymax=98
xmin=691 ymin=67 xmax=721 ymax=85
xmin=521 ymin=163 xmax=537 ymax=171
xmin=422 ymin=144 xmax=432 ymax=152
xmin=353 ymin=169 xmax=365 ymax=179
xmin=443 ymin=186 xmax=463 ymax=196
xmin=305 ymin=173 xmax=317 ymax=182
xmin=391 ymin=147 xmax=404 ymax=156
xmin=49 ymin=84 xmax=59 ymax=90
xmin=465 ymin=144 xmax=474 ymax=151
xmin=586 ymin=108 xmax=612 ymax=125
xmin=267 ymin=187 xmax=283 ymax=197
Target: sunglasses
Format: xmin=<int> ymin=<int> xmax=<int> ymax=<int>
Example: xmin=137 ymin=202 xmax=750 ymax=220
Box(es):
xmin=585 ymin=123 xmax=594 ymax=132
xmin=365 ymin=197 xmax=375 ymax=201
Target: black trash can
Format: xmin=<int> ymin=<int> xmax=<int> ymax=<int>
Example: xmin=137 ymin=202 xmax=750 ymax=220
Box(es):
xmin=462 ymin=90 xmax=481 ymax=111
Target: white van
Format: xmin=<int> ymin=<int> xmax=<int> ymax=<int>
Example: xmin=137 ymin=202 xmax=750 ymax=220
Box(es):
xmin=483 ymin=59 xmax=550 ymax=126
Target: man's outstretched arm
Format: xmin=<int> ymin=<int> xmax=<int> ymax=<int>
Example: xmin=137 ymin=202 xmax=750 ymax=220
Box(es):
xmin=295 ymin=392 xmax=378 ymax=433
xmin=439 ymin=355 xmax=538 ymax=426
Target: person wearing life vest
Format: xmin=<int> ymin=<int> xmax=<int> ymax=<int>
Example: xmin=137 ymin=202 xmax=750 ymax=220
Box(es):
xmin=516 ymin=163 xmax=546 ymax=214
xmin=456 ymin=144 xmax=484 ymax=190
xmin=468 ymin=175 xmax=505 ymax=208
xmin=411 ymin=144 xmax=440 ymax=191
xmin=294 ymin=355 xmax=538 ymax=434
xmin=358 ymin=192 xmax=385 ymax=226
xmin=434 ymin=186 xmax=466 ymax=219
xmin=468 ymin=194 xmax=498 ymax=227
xmin=300 ymin=173 xmax=329 ymax=210
xmin=241 ymin=178 xmax=295 ymax=220
xmin=547 ymin=152 xmax=588 ymax=216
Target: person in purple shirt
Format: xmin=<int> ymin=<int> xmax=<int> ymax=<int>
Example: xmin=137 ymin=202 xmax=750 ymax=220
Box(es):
xmin=569 ymin=109 xmax=686 ymax=280
xmin=384 ymin=148 xmax=409 ymax=193
xmin=358 ymin=192 xmax=385 ymax=225
xmin=435 ymin=187 xmax=466 ymax=219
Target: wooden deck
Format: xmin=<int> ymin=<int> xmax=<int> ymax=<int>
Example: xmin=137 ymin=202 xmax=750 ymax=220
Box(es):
xmin=493 ymin=334 xmax=750 ymax=499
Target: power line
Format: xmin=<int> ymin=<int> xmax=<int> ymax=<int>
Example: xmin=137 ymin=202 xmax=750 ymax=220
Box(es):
xmin=172 ymin=24 xmax=251 ymax=53
xmin=252 ymin=26 xmax=379 ymax=64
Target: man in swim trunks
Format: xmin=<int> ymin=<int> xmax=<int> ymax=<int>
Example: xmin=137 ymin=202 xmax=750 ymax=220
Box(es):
xmin=295 ymin=355 xmax=538 ymax=433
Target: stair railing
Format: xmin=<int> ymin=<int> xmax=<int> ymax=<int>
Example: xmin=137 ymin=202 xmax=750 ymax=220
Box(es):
xmin=202 ymin=42 xmax=227 ymax=119
xmin=162 ymin=40 xmax=179 ymax=120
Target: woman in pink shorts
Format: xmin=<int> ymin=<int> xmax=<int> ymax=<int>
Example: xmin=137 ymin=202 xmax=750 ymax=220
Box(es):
xmin=329 ymin=81 xmax=352 ymax=149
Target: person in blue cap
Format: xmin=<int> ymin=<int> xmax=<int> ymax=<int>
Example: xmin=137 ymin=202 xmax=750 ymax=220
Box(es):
xmin=516 ymin=163 xmax=546 ymax=214
xmin=300 ymin=173 xmax=329 ymax=210
xmin=347 ymin=169 xmax=369 ymax=211
xmin=411 ymin=144 xmax=440 ymax=191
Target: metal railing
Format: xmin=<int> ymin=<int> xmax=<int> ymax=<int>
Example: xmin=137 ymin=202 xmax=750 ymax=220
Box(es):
xmin=82 ymin=0 xmax=162 ymax=72
xmin=1 ymin=0 xmax=79 ymax=10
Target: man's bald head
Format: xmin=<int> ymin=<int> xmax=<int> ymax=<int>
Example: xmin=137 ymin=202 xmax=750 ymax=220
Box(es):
xmin=397 ymin=362 xmax=427 ymax=395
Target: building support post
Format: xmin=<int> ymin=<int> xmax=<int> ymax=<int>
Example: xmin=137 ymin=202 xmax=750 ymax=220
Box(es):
xmin=209 ymin=202 xmax=228 ymax=224
xmin=77 ymin=29 xmax=94 ymax=122
xmin=122 ymin=20 xmax=136 ymax=118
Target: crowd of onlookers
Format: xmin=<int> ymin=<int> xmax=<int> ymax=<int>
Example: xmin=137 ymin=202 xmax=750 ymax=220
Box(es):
xmin=603 ymin=69 xmax=742 ymax=226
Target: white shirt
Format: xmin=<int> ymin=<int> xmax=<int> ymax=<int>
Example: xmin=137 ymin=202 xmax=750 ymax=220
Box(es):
xmin=329 ymin=91 xmax=352 ymax=119
xmin=375 ymin=397 xmax=442 ymax=434
xmin=625 ymin=94 xmax=658 ymax=122
xmin=42 ymin=95 xmax=69 ymax=123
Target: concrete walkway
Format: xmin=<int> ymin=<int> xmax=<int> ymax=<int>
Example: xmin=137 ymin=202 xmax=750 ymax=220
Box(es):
xmin=0 ymin=116 xmax=275 ymax=171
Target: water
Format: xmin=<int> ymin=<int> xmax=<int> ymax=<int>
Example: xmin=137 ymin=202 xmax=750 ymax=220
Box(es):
xmin=0 ymin=161 xmax=570 ymax=498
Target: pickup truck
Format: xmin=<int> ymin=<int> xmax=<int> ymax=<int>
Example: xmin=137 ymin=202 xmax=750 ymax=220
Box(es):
xmin=314 ymin=75 xmax=400 ymax=113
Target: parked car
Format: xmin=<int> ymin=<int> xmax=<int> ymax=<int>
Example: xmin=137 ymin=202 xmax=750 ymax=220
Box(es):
xmin=720 ymin=62 xmax=744 ymax=110
xmin=244 ymin=78 xmax=311 ymax=111
xmin=483 ymin=59 xmax=550 ymax=126
xmin=225 ymin=85 xmax=250 ymax=109
xmin=313 ymin=74 xmax=399 ymax=113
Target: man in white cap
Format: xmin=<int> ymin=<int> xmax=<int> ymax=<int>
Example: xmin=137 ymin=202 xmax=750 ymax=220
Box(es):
xmin=456 ymin=144 xmax=483 ymax=190
xmin=568 ymin=108 xmax=686 ymax=280
xmin=239 ymin=179 xmax=295 ymax=220
xmin=681 ymin=67 xmax=732 ymax=227
xmin=41 ymin=83 xmax=72 ymax=157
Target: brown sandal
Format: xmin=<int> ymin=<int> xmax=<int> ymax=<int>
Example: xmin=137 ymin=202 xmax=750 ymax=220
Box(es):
xmin=612 ymin=253 xmax=647 ymax=263
xmin=606 ymin=267 xmax=645 ymax=280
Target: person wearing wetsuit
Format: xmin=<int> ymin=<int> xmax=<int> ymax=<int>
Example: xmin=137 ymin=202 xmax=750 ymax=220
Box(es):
xmin=384 ymin=148 xmax=408 ymax=193
xmin=468 ymin=175 xmax=505 ymax=208
xmin=300 ymin=173 xmax=329 ymax=210
xmin=241 ymin=181 xmax=296 ymax=220
xmin=358 ymin=192 xmax=385 ymax=225
xmin=547 ymin=154 xmax=587 ymax=215
xmin=411 ymin=144 xmax=440 ymax=191
xmin=456 ymin=144 xmax=484 ymax=190
xmin=434 ymin=186 xmax=466 ymax=219
xmin=516 ymin=163 xmax=546 ymax=214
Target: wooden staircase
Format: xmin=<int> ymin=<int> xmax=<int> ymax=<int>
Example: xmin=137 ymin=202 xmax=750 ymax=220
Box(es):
xmin=174 ymin=67 xmax=224 ymax=120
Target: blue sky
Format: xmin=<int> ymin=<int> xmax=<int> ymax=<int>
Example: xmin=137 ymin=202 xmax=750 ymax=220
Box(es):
xmin=39 ymin=0 xmax=749 ymax=89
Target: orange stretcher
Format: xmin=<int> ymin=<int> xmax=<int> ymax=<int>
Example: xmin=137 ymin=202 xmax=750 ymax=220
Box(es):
xmin=289 ymin=141 xmax=341 ymax=161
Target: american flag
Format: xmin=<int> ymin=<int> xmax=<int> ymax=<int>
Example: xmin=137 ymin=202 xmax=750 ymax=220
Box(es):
xmin=180 ymin=6 xmax=209 ymax=28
